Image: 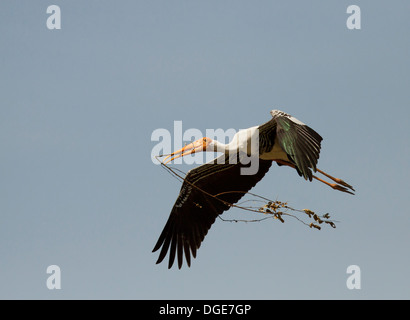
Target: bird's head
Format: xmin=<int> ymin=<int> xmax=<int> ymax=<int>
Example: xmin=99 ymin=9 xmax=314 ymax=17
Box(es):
xmin=162 ymin=137 xmax=214 ymax=164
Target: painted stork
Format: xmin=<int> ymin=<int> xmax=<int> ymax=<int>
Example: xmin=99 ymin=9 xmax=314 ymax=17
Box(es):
xmin=153 ymin=110 xmax=354 ymax=269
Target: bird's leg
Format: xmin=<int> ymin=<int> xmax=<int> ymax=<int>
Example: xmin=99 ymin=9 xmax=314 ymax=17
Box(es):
xmin=273 ymin=160 xmax=354 ymax=195
xmin=315 ymin=168 xmax=355 ymax=192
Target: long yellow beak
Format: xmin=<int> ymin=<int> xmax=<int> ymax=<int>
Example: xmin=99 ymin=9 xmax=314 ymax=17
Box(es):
xmin=162 ymin=138 xmax=207 ymax=164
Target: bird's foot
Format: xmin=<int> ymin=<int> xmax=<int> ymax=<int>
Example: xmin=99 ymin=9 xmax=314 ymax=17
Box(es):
xmin=332 ymin=178 xmax=355 ymax=192
xmin=330 ymin=183 xmax=355 ymax=195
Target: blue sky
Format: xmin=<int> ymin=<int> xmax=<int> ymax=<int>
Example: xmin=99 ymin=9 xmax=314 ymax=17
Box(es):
xmin=1 ymin=1 xmax=409 ymax=299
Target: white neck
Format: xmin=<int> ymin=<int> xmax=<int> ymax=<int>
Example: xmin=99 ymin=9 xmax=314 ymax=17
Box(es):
xmin=211 ymin=140 xmax=230 ymax=153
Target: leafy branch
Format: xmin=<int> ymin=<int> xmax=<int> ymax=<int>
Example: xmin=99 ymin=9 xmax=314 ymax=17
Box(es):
xmin=156 ymin=157 xmax=338 ymax=231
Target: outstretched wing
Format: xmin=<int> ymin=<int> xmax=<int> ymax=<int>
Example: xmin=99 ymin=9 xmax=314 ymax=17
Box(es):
xmin=271 ymin=111 xmax=323 ymax=181
xmin=153 ymin=156 xmax=272 ymax=269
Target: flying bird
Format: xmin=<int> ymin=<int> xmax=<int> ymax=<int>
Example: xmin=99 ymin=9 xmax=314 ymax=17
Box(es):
xmin=153 ymin=110 xmax=354 ymax=269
